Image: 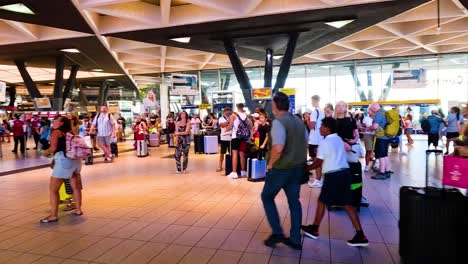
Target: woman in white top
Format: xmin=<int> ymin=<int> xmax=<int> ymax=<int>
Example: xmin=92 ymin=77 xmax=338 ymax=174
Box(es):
xmin=361 ymin=112 xmax=375 ymax=172
xmin=190 ymin=113 xmax=201 ymax=135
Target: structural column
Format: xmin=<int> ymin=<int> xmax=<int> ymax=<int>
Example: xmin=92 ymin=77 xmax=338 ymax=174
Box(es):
xmin=98 ymin=81 xmax=109 ymax=107
xmin=53 ymin=54 xmax=65 ymax=111
xmin=15 ymin=60 xmax=42 ymax=99
xmin=6 ymin=85 xmax=16 ymax=107
xmin=264 ymin=49 xmax=273 ymax=88
xmin=62 ymin=65 xmax=79 ymax=105
xmin=273 ymin=32 xmax=299 ymax=93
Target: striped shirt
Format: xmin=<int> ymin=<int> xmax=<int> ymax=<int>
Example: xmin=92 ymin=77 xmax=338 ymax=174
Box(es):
xmin=92 ymin=113 xmax=115 ymax=137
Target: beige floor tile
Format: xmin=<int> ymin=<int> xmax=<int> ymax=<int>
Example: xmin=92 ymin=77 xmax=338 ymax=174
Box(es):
xmin=31 ymin=256 xmax=65 ymax=264
xmin=220 ymin=230 xmax=255 ymax=252
xmin=120 ymin=242 xmax=168 ymax=264
xmin=5 ymin=253 xmax=43 ymax=264
xmin=109 ymin=221 xmax=150 ymax=239
xmin=8 ymin=231 xmax=65 ymax=252
xmin=196 ymin=228 xmax=232 ymax=249
xmin=0 ymin=229 xmax=47 ymax=250
xmin=208 ymin=250 xmax=243 ymax=264
xmin=238 ymin=252 xmax=271 ymax=264
xmin=245 ymin=232 xmax=273 ymax=254
xmin=60 ymin=260 xmax=91 ymax=264
xmin=154 ymin=210 xmax=188 ymax=224
xmin=0 ymin=227 xmax=30 ymax=242
xmin=269 ymin=255 xmax=301 ymax=264
xmin=0 ymin=249 xmax=22 ymax=263
xmin=174 ymin=211 xmax=206 ymax=226
xmin=70 ymin=237 xmax=123 ymax=262
xmin=49 ymin=235 xmax=102 ymax=258
xmin=173 ymin=226 xmax=210 ymax=246
xmin=178 ymin=247 xmax=216 ymax=264
xmin=148 ymin=244 xmax=192 ymax=264
xmin=130 ymin=223 xmax=169 ymax=241
xmin=91 ymin=220 xmax=131 ymax=237
xmin=28 ymin=233 xmax=82 ymax=255
xmin=94 ymin=239 xmax=145 ymax=264
xmin=150 ymin=224 xmax=189 ymax=244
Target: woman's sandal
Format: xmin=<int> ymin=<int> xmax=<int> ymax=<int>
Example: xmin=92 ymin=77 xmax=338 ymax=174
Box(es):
xmin=71 ymin=211 xmax=83 ymax=216
xmin=216 ymin=168 xmax=223 ymax=172
xmin=40 ymin=218 xmax=58 ymax=223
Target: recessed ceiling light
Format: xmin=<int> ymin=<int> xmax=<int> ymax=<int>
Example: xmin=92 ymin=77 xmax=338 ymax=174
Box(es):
xmin=325 ymin=19 xmax=354 ymax=29
xmin=171 ymin=37 xmax=191 ymax=43
xmin=0 ymin=3 xmax=35 ymax=15
xmin=107 ymin=79 xmax=116 ymax=81
xmin=60 ymin=48 xmax=80 ymax=53
xmin=91 ymin=68 xmax=103 ymax=72
xmin=273 ymin=55 xmax=283 ymax=60
xmin=423 ymin=58 xmax=438 ymax=62
xmin=320 ymin=65 xmax=331 ymax=68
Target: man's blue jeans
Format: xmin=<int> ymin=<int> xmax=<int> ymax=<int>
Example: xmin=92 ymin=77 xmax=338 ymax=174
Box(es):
xmin=261 ymin=166 xmax=303 ymax=244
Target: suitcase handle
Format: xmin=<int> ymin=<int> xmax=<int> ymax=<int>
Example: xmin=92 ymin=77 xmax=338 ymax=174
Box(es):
xmin=426 ymin=150 xmax=443 ymax=154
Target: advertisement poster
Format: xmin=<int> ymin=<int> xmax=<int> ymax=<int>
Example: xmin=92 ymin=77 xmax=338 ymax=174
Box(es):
xmin=251 ymin=87 xmax=272 ymax=101
xmin=170 ymin=74 xmax=199 ymax=96
xmin=279 ymin=88 xmax=296 ymax=114
xmin=34 ymin=98 xmax=52 ymax=109
xmin=143 ymin=89 xmax=161 ymax=115
xmin=392 ymin=68 xmax=427 ymax=88
xmin=0 ymin=82 xmax=5 ymax=102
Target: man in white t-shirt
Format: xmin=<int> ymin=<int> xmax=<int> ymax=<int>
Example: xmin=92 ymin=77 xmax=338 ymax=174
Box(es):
xmin=226 ymin=103 xmax=251 ymax=179
xmin=307 ymin=95 xmax=325 ymax=188
xmin=302 ymin=117 xmax=369 ymax=247
xmin=217 ymin=107 xmax=232 ymax=172
xmin=90 ymin=106 xmax=116 ymax=163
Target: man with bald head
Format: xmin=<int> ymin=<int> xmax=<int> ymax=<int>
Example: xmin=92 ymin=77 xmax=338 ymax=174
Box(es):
xmin=364 ymin=103 xmax=390 ymax=180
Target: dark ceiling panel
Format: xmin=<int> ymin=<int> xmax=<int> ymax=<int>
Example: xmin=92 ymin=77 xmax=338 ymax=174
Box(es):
xmin=0 ymin=36 xmax=124 ymax=73
xmin=108 ymin=0 xmax=430 ymax=61
xmin=0 ymin=0 xmax=93 ymax=33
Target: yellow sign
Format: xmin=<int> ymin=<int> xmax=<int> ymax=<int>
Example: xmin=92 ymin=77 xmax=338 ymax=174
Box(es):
xmin=251 ymin=87 xmax=272 ymax=100
xmin=86 ymin=106 xmax=97 ymax=112
xmin=199 ymin=104 xmax=210 ymax=109
xmin=279 ymin=88 xmax=295 ymax=96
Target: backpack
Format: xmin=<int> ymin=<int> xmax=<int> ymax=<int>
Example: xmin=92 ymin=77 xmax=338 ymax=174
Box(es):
xmin=384 ymin=109 xmax=400 ymax=137
xmin=65 ymin=132 xmax=91 ymax=159
xmin=234 ymin=113 xmax=251 ymax=140
xmin=421 ymin=119 xmax=431 ymax=133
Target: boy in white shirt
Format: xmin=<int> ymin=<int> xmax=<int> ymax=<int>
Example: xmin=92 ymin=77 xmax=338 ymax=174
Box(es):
xmin=301 ymin=117 xmax=368 ymax=247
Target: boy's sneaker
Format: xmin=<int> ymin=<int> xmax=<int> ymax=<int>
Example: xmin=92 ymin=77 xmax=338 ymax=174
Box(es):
xmin=364 ymin=165 xmax=370 ymax=172
xmin=308 ymin=179 xmax=323 ymax=188
xmin=264 ymin=234 xmax=285 ymax=248
xmin=347 ymin=233 xmax=369 ymax=247
xmin=301 ymin=225 xmax=319 ymax=239
xmin=240 ymin=171 xmax=247 ymax=177
xmin=371 ymin=173 xmax=387 ymax=180
xmin=283 ymin=238 xmax=302 ymax=250
xmin=385 ymin=170 xmax=394 ymax=179
xmin=227 ymin=172 xmax=238 ymax=179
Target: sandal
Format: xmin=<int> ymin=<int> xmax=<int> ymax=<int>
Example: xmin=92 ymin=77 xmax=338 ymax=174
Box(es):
xmin=71 ymin=211 xmax=83 ymax=216
xmin=40 ymin=217 xmax=58 ymax=223
xmin=216 ymin=168 xmax=223 ymax=172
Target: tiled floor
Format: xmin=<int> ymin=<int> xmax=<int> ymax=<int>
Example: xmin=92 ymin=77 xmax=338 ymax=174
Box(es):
xmin=0 ymin=137 xmax=444 ymax=264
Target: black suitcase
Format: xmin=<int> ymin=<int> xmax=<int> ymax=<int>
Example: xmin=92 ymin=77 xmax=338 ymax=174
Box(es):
xmin=194 ymin=134 xmax=204 ymax=154
xmin=349 ymin=162 xmax=368 ymax=210
xmin=110 ymin=142 xmax=118 ymax=157
xmin=399 ymin=150 xmax=468 ymax=264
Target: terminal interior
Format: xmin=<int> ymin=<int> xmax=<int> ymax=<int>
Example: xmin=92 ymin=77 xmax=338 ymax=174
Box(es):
xmin=1 ymin=0 xmax=468 ymax=263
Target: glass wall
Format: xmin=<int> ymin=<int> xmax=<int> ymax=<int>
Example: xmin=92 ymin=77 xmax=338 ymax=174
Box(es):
xmin=193 ymin=53 xmax=468 ymax=114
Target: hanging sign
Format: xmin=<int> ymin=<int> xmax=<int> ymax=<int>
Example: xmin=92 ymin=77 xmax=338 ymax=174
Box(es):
xmin=0 ymin=82 xmax=6 ymax=102
xmin=251 ymin=87 xmax=272 ymax=101
xmin=279 ymin=88 xmax=296 ymax=114
xmin=170 ymin=74 xmax=199 ymax=96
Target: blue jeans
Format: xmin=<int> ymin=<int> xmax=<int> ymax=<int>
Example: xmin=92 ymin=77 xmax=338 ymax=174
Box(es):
xmin=261 ymin=166 xmax=303 ymax=244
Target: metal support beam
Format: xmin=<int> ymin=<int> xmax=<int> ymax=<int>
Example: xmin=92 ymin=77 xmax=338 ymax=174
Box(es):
xmin=78 ymin=88 xmax=89 ymax=107
xmin=264 ymin=49 xmax=273 ymax=88
xmin=223 ymin=39 xmax=259 ymax=112
xmin=98 ymin=81 xmax=109 ymax=107
xmin=53 ymin=54 xmax=65 ymax=111
xmin=6 ymin=85 xmax=16 ymax=107
xmin=63 ymin=65 xmax=80 ymax=104
xmin=14 ymin=60 xmax=42 ymax=99
xmin=273 ymin=32 xmax=299 ymax=93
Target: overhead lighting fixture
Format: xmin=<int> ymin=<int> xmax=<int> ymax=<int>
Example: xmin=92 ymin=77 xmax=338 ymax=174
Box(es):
xmin=106 ymin=79 xmax=116 ymax=81
xmin=423 ymin=58 xmax=438 ymax=62
xmin=320 ymin=65 xmax=331 ymax=68
xmin=91 ymin=68 xmax=103 ymax=72
xmin=273 ymin=55 xmax=283 ymax=60
xmin=0 ymin=3 xmax=35 ymax=15
xmin=171 ymin=37 xmax=191 ymax=43
xmin=60 ymin=48 xmax=80 ymax=53
xmin=325 ymin=19 xmax=354 ymax=29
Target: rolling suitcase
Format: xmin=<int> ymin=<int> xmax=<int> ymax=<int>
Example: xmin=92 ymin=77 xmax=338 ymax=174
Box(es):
xmin=194 ymin=134 xmax=204 ymax=154
xmin=399 ymin=150 xmax=468 ymax=264
xmin=110 ymin=142 xmax=118 ymax=157
xmin=225 ymin=153 xmax=241 ymax=176
xmin=137 ymin=140 xmax=148 ymax=157
xmin=247 ymin=158 xmax=267 ymax=182
xmin=204 ymin=135 xmax=218 ymax=154
xmin=349 ymin=162 xmax=367 ymax=210
xmin=149 ymin=132 xmax=160 ymax=147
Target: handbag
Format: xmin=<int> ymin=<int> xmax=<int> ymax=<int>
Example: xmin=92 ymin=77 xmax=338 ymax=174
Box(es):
xmin=442 ymin=155 xmax=468 ymax=189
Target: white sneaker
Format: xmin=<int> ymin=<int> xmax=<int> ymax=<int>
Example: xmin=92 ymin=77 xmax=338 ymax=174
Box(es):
xmin=227 ymin=172 xmax=238 ymax=179
xmin=308 ymin=179 xmax=323 ymax=188
xmin=364 ymin=166 xmax=370 ymax=172
xmin=399 ymin=151 xmax=407 ymax=156
xmin=241 ymin=171 xmax=247 ymax=177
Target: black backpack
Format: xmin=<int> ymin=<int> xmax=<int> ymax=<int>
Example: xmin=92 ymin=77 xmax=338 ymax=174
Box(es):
xmin=421 ymin=119 xmax=431 ymax=133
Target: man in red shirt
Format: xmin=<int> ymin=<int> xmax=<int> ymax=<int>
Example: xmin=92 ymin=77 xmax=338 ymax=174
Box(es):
xmin=11 ymin=114 xmax=25 ymax=154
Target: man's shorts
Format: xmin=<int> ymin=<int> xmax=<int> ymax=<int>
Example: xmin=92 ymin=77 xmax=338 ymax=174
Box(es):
xmin=428 ymin=133 xmax=439 ymax=147
xmin=97 ymin=136 xmax=111 ymax=146
xmin=363 ymin=134 xmax=374 ymax=151
xmin=308 ymin=145 xmax=318 ymax=159
xmin=52 ymin=151 xmax=82 ymax=179
xmin=220 ymin=140 xmax=231 ymax=154
xmin=319 ymin=169 xmax=352 ymax=207
xmin=231 ymin=138 xmax=248 ymax=153
xmin=374 ymin=138 xmax=389 ymax=159
xmin=446 ymin=132 xmax=460 ymax=140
